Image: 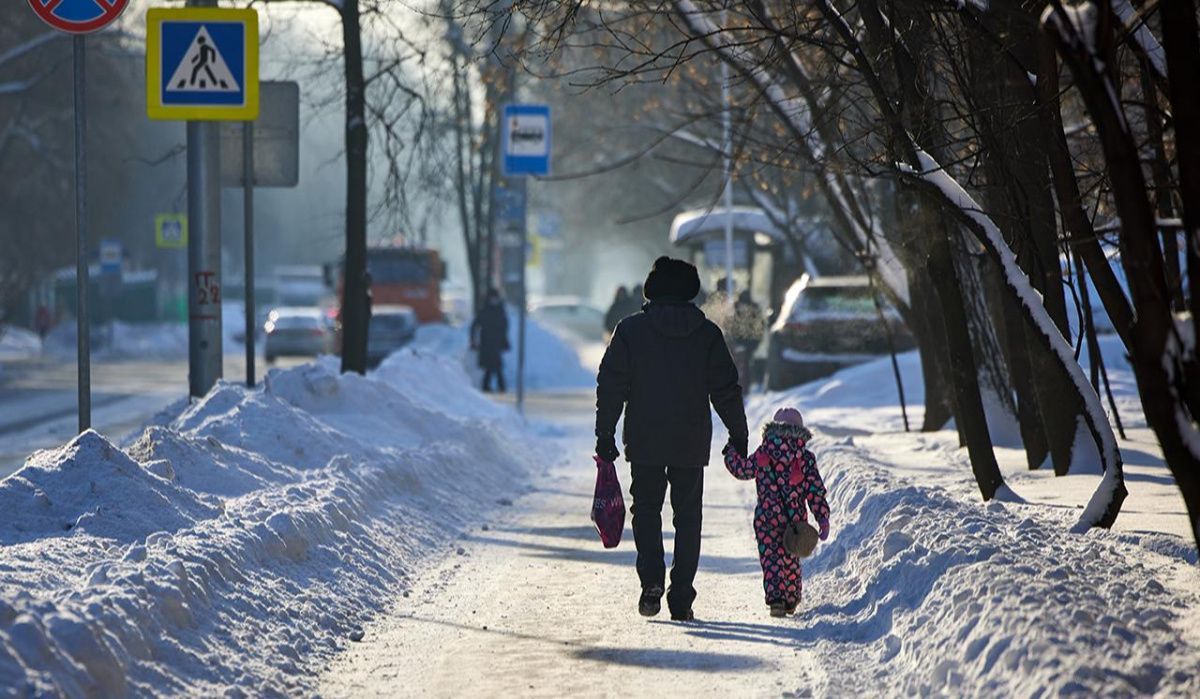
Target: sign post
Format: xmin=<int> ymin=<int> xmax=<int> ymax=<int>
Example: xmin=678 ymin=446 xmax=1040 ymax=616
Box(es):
xmin=219 ymin=81 xmax=300 ymax=388
xmin=500 ymin=104 xmax=551 ymax=415
xmin=26 ymin=0 xmax=131 ymax=432
xmin=148 ymin=5 xmax=259 ymax=398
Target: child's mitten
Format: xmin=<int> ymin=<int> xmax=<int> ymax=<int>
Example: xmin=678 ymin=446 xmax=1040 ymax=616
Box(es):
xmin=817 ymin=518 xmax=829 ymax=541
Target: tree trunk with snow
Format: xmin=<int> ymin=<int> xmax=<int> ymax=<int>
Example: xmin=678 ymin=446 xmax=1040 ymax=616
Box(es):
xmin=928 ymin=225 xmax=1006 ymax=500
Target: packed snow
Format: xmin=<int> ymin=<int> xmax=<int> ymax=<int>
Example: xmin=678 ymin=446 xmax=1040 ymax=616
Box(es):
xmin=0 ymin=351 xmax=538 ymax=695
xmin=0 ymin=326 xmax=41 ymax=380
xmin=4 ymin=310 xmax=1198 ymax=696
xmin=321 ymin=345 xmax=1200 ymax=697
xmin=411 ymin=312 xmax=595 ymax=390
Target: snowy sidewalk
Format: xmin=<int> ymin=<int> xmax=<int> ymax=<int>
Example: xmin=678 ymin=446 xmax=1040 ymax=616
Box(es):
xmin=319 ymin=392 xmax=829 ymax=697
xmin=319 ymin=391 xmax=1200 ymax=698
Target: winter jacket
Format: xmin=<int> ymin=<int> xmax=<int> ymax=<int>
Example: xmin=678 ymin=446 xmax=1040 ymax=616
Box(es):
xmin=596 ymin=299 xmax=747 ymax=466
xmin=724 ymin=422 xmax=829 ymax=527
xmin=723 ymin=421 xmax=829 ymax=606
xmin=472 ymin=303 xmax=509 ymax=370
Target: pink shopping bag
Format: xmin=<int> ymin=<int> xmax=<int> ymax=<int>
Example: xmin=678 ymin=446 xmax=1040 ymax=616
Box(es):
xmin=591 ymin=456 xmax=626 ymax=548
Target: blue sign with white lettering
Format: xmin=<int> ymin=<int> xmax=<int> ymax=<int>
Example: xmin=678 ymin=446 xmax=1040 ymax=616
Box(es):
xmin=502 ymin=104 xmax=551 ymax=177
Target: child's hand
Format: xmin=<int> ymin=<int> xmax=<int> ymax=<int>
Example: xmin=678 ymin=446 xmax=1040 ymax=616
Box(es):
xmin=817 ymin=518 xmax=829 ymax=541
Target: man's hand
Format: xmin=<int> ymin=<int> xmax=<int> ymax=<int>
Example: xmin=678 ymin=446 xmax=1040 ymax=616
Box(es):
xmin=729 ymin=433 xmax=748 ymax=459
xmin=595 ymin=433 xmax=619 ymax=463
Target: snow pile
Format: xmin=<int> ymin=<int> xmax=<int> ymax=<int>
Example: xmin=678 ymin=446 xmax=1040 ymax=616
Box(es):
xmin=0 ymin=325 xmax=41 ymax=381
xmin=795 ymin=443 xmax=1199 ymax=696
xmin=411 ymin=311 xmax=594 ymax=390
xmin=0 ymin=326 xmax=40 ymax=361
xmin=0 ymin=350 xmax=533 ymax=695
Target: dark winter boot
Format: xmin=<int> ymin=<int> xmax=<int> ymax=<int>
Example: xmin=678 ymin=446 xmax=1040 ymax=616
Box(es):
xmin=670 ymin=608 xmax=694 ymax=622
xmin=769 ymin=601 xmax=788 ymax=618
xmin=785 ymin=600 xmax=800 ymax=616
xmin=638 ymin=586 xmax=664 ymax=617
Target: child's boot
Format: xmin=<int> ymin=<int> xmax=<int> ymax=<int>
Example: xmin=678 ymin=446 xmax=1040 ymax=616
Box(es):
xmin=769 ymin=601 xmax=787 ymax=618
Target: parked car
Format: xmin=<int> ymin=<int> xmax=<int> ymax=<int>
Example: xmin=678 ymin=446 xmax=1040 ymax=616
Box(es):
xmin=530 ymin=297 xmax=607 ymax=342
xmin=367 ymin=305 xmax=419 ymax=368
xmin=264 ymin=307 xmax=334 ymax=363
xmin=765 ymin=275 xmax=915 ymax=390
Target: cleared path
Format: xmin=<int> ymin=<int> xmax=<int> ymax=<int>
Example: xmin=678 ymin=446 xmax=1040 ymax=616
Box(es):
xmin=318 ymin=392 xmax=832 ymax=698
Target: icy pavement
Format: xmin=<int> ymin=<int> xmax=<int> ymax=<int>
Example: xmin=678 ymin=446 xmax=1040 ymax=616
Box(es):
xmin=318 ymin=390 xmax=1200 ymax=697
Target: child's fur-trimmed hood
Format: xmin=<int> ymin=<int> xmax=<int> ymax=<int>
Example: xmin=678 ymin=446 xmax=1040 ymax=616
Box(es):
xmin=762 ymin=421 xmax=812 ymax=444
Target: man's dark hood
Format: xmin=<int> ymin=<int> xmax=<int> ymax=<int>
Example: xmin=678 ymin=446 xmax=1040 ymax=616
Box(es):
xmin=642 ymin=299 xmax=706 ymax=338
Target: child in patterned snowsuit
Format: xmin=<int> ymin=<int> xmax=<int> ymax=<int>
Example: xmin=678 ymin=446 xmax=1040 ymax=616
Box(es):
xmin=723 ymin=407 xmax=829 ymax=616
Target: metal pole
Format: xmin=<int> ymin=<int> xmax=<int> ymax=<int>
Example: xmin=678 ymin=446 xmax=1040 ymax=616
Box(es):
xmin=73 ymin=35 xmax=90 ymax=432
xmin=516 ymin=178 xmax=527 ymax=415
xmin=243 ymin=121 xmax=255 ymax=387
xmin=186 ymin=0 xmax=221 ymax=399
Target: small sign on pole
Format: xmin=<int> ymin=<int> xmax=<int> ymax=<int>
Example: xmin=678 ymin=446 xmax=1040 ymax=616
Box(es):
xmin=99 ymin=240 xmax=122 ymax=275
xmin=501 ymin=104 xmax=551 ymax=177
xmin=156 ymin=214 xmax=189 ymax=249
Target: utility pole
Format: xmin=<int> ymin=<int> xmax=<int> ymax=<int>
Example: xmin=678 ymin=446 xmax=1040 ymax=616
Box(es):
xmin=186 ymin=0 xmax=223 ymax=398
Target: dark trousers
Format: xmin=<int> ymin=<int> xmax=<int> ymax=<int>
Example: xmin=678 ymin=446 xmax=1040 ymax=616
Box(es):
xmin=629 ymin=464 xmax=704 ymax=614
xmin=481 ymin=367 xmax=506 ymax=393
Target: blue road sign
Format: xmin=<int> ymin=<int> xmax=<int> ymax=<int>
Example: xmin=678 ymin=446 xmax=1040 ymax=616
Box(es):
xmin=146 ymin=8 xmax=259 ymax=121
xmin=99 ymin=239 xmax=122 ymax=275
xmin=502 ymin=104 xmax=551 ymax=177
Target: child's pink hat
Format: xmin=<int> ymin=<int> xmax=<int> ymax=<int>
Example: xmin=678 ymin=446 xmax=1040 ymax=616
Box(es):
xmin=773 ymin=407 xmax=804 ymax=427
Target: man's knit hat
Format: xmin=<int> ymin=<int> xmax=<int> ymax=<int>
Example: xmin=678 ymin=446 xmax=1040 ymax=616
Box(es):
xmin=643 ymin=256 xmax=701 ymax=301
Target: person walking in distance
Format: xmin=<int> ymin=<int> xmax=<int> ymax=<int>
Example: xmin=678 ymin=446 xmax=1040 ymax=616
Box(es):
xmin=471 ymin=288 xmax=510 ymax=393
xmin=595 ymin=256 xmax=748 ymax=621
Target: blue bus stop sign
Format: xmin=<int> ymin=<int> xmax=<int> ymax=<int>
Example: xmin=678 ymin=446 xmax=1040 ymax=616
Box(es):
xmin=502 ymin=104 xmax=551 ymax=177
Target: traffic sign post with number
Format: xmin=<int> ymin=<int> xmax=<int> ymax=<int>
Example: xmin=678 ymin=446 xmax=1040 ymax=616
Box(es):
xmin=27 ymin=0 xmax=129 ymax=433
xmin=148 ymin=5 xmax=260 ymax=397
xmin=146 ymin=8 xmax=260 ymax=122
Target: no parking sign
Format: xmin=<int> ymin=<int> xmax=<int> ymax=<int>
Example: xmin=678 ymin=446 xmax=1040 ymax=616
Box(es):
xmin=27 ymin=0 xmax=129 ymax=34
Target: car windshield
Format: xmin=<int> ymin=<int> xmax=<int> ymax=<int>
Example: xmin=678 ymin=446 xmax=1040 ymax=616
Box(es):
xmin=370 ymin=314 xmax=412 ymax=333
xmin=273 ymin=314 xmax=321 ymax=329
xmin=795 ymin=286 xmax=876 ymax=315
xmin=368 ymin=252 xmax=431 ymax=284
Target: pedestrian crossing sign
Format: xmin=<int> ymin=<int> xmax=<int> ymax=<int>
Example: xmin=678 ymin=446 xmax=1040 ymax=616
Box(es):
xmin=146 ymin=7 xmax=259 ymax=121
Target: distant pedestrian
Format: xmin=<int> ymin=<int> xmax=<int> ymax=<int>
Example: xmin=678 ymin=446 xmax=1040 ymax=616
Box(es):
xmin=732 ymin=289 xmax=765 ymax=388
xmin=34 ymin=305 xmax=52 ymax=342
xmin=471 ymin=288 xmax=509 ymax=393
xmin=605 ymin=286 xmax=630 ymax=335
xmin=595 ymin=256 xmax=747 ymax=621
xmin=723 ymin=407 xmax=829 ymax=617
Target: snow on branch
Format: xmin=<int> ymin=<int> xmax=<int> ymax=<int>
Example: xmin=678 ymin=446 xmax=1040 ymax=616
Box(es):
xmin=900 ymin=149 xmax=1125 ymax=529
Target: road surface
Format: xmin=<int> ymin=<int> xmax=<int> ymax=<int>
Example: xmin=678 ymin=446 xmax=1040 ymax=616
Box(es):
xmin=0 ymin=354 xmax=301 ymax=478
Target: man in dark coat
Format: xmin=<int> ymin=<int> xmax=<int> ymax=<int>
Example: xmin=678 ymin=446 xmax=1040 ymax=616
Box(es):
xmin=595 ymin=256 xmax=748 ymax=621
xmin=471 ymin=288 xmax=509 ymax=393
